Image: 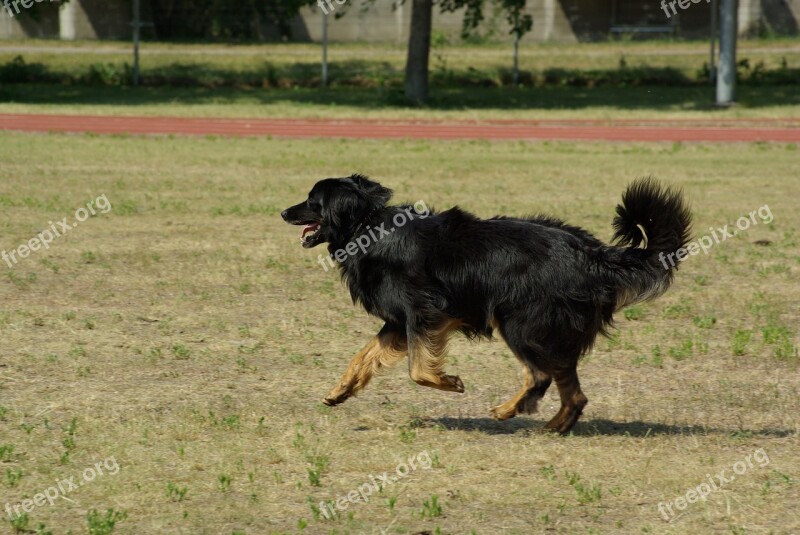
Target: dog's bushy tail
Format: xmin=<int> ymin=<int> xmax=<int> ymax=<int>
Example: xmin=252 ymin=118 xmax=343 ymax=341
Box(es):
xmin=612 ymin=177 xmax=692 ymax=256
xmin=607 ymin=177 xmax=692 ymax=309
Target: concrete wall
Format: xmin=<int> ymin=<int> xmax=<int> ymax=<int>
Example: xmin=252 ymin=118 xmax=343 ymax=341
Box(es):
xmin=298 ymin=0 xmax=604 ymax=44
xmin=295 ymin=0 xmax=794 ymax=43
xmin=761 ymin=0 xmax=800 ymax=33
xmin=739 ymin=0 xmax=763 ymax=34
xmin=1 ymin=0 xmax=797 ymax=41
xmin=61 ymin=0 xmax=130 ymax=39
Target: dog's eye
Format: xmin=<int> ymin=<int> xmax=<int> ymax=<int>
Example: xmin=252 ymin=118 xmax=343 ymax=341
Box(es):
xmin=308 ymin=200 xmax=321 ymax=211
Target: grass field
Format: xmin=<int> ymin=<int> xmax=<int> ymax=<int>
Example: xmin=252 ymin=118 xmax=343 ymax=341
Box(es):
xmin=2 ymin=85 xmax=800 ymax=122
xmin=2 ymin=38 xmax=799 ymax=78
xmin=1 ymin=131 xmax=798 ymax=534
xmin=1 ymin=38 xmax=800 ymax=120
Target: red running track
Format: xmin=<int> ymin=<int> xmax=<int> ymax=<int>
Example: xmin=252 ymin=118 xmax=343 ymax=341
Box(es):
xmin=1 ymin=113 xmax=799 ymax=142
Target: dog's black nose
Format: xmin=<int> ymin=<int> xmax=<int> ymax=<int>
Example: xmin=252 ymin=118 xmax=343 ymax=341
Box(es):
xmin=280 ymin=210 xmax=288 ymax=220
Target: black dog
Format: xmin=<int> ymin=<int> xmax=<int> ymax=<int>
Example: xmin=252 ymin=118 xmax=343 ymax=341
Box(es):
xmin=282 ymin=175 xmax=691 ymax=433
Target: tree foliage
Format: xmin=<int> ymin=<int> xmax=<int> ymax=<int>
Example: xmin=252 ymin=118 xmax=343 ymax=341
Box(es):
xmin=263 ymin=0 xmax=320 ymax=38
xmin=147 ymin=0 xmax=316 ymax=40
xmin=439 ymin=0 xmax=532 ymax=38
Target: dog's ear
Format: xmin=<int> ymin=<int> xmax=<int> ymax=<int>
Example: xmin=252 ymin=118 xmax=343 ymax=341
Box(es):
xmin=349 ymin=174 xmax=393 ymax=206
xmin=321 ymin=181 xmax=365 ymax=231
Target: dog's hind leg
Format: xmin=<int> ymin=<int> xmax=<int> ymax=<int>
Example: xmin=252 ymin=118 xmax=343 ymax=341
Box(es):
xmin=407 ymin=320 xmax=465 ymax=393
xmin=323 ymin=323 xmax=407 ymax=406
xmin=489 ymin=319 xmax=552 ymax=420
xmin=490 ymin=350 xmax=552 ymax=421
xmin=542 ymin=366 xmax=588 ymax=434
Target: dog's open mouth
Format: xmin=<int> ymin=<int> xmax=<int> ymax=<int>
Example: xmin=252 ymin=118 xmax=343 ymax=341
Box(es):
xmin=301 ymin=222 xmax=322 ymax=248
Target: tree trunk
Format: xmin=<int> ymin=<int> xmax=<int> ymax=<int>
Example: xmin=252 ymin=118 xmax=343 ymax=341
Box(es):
xmin=404 ymin=0 xmax=433 ymax=104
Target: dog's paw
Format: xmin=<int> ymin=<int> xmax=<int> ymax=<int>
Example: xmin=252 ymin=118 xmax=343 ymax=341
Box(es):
xmin=323 ymin=387 xmax=351 ymax=407
xmin=322 ymin=393 xmax=348 ymax=406
xmin=322 ymin=397 xmax=340 ymax=407
xmin=489 ymin=404 xmax=516 ymax=421
xmin=446 ymin=375 xmax=465 ymax=393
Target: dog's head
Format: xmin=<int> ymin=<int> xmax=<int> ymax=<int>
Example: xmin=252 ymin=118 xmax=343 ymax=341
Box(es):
xmin=281 ymin=174 xmax=393 ymax=248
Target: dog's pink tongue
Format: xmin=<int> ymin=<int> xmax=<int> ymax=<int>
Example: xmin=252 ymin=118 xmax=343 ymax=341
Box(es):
xmin=302 ymin=223 xmax=320 ymax=238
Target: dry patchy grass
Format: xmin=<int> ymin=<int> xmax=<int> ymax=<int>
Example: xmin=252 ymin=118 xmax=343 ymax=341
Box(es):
xmin=0 ymin=132 xmax=798 ymax=534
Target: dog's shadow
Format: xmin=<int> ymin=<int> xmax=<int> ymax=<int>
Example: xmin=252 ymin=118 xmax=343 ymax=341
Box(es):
xmin=424 ymin=417 xmax=793 ymax=438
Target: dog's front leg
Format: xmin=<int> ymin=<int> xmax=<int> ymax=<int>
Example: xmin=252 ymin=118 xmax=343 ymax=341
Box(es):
xmin=323 ymin=324 xmax=407 ymax=406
